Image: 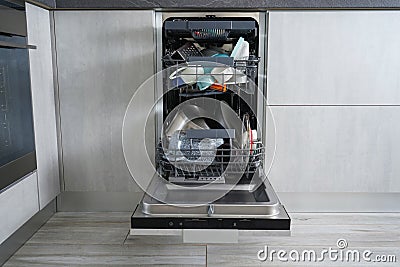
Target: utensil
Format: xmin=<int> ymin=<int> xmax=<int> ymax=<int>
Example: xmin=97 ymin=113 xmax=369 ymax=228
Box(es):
xmin=170 ymin=42 xmax=202 ymax=61
xmin=209 ymin=84 xmax=227 ymax=92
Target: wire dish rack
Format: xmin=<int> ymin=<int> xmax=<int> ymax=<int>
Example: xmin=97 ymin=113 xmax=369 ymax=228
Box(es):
xmin=163 ymin=56 xmax=260 ymax=95
xmin=157 ymin=141 xmax=264 ymax=184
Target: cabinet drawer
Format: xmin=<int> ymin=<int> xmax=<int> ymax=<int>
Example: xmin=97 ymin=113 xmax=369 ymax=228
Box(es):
xmin=0 ymin=172 xmax=39 ymax=244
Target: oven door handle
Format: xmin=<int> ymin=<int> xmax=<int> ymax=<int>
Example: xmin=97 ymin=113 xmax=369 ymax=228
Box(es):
xmin=0 ymin=40 xmax=36 ymax=49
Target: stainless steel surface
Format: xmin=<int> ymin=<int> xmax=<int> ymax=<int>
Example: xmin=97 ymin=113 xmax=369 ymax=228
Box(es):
xmin=135 ymin=198 xmax=288 ymax=219
xmin=0 ymin=153 xmax=36 ymax=193
xmin=0 ymin=41 xmax=36 ymax=49
xmin=154 ymin=12 xmax=163 ymax=143
xmin=257 ymin=12 xmax=266 ymax=145
xmin=163 ymin=105 xmax=209 ymax=139
xmin=268 ymin=11 xmax=400 ymax=105
xmin=54 ymin=10 xmax=155 ymax=192
xmin=140 ymin=172 xmax=283 ymax=217
xmin=26 ymin=3 xmax=60 ymax=209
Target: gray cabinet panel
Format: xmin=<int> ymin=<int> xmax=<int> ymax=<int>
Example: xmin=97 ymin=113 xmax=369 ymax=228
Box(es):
xmin=0 ymin=172 xmax=39 ymax=244
xmin=267 ymin=106 xmax=400 ymax=192
xmin=267 ymin=11 xmax=400 ymax=105
xmin=54 ymin=11 xmax=155 ymax=192
xmin=26 ymin=3 xmax=60 ymax=208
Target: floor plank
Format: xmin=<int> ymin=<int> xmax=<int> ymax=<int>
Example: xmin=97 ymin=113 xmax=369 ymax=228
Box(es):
xmin=4 ymin=244 xmax=205 ymax=266
xmin=290 ymin=213 xmax=400 ymax=225
xmin=4 ymin=212 xmax=400 ymax=266
xmin=207 ymin=245 xmax=399 ymax=266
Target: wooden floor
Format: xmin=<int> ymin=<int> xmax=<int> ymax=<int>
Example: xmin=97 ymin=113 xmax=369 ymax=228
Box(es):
xmin=4 ymin=212 xmax=400 ymax=266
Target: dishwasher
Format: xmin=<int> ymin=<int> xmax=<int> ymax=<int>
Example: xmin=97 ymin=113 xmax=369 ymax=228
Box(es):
xmin=124 ymin=13 xmax=290 ymax=238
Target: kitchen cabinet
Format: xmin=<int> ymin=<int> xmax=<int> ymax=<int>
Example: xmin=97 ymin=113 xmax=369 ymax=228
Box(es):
xmin=0 ymin=172 xmax=39 ymax=244
xmin=26 ymin=3 xmax=60 ymax=209
xmin=267 ymin=11 xmax=400 ymax=105
xmin=54 ymin=11 xmax=155 ymax=193
xmin=51 ymin=10 xmax=400 ymax=211
xmin=267 ymin=106 xmax=400 ymax=193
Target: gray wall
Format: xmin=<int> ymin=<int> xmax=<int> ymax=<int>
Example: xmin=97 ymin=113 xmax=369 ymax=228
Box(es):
xmin=266 ymin=11 xmax=400 ymax=210
xmin=53 ymin=11 xmax=155 ymax=210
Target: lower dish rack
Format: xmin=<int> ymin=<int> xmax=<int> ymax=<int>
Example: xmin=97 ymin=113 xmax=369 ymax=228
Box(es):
xmin=157 ymin=141 xmax=265 ymax=185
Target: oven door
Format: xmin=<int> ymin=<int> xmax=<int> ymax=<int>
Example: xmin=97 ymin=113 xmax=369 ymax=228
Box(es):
xmin=0 ymin=6 xmax=36 ymax=191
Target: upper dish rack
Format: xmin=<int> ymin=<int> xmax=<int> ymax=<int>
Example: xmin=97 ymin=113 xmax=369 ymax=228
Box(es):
xmin=162 ymin=16 xmax=260 ymax=95
xmin=163 ymin=56 xmax=260 ymax=95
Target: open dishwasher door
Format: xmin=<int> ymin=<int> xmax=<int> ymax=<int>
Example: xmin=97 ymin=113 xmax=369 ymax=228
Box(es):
xmin=131 ymin=173 xmax=290 ymax=231
xmin=123 ymin=12 xmax=290 ymax=235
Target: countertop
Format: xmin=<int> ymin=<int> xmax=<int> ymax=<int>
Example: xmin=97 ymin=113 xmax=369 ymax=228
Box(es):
xmin=28 ymin=0 xmax=400 ymax=10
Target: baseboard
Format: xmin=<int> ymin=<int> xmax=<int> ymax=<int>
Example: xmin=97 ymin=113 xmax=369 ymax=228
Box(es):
xmin=0 ymin=199 xmax=55 ymax=266
xmin=56 ymin=191 xmax=144 ymax=212
xmin=57 ymin=191 xmax=400 ymax=212
xmin=278 ymin=192 xmax=400 ymax=212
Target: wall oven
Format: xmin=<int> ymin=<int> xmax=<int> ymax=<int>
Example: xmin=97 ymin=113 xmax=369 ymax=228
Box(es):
xmin=0 ymin=2 xmax=36 ymax=191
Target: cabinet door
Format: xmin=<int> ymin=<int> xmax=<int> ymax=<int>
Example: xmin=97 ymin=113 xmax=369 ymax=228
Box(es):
xmin=26 ymin=3 xmax=60 ymax=208
xmin=267 ymin=106 xmax=400 ymax=192
xmin=268 ymin=11 xmax=400 ymax=105
xmin=54 ymin=11 xmax=155 ymax=192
